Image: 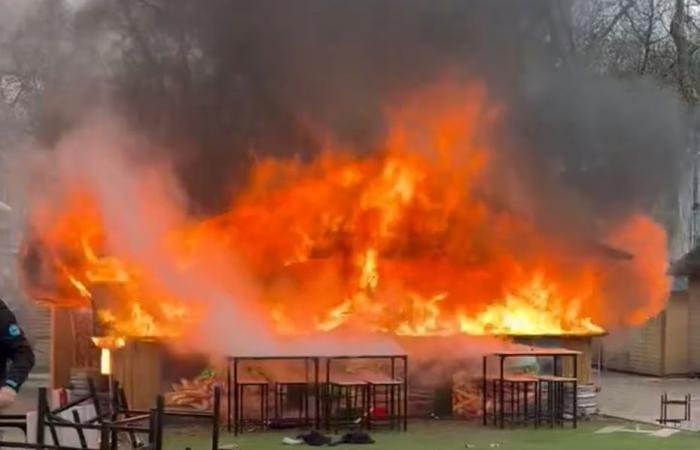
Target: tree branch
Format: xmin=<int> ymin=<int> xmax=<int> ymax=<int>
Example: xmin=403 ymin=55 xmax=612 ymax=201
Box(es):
xmin=671 ymin=0 xmax=698 ymax=102
xmin=117 ymin=0 xmax=160 ymax=73
xmin=585 ymin=0 xmax=636 ymax=52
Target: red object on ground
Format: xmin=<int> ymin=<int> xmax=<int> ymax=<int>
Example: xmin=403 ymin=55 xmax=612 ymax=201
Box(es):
xmin=371 ymin=407 xmax=387 ymax=419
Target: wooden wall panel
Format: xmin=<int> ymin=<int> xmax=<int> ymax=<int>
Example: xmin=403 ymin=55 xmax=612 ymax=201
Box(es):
xmin=112 ymin=340 xmax=164 ymax=410
xmin=664 ymin=292 xmax=689 ymax=375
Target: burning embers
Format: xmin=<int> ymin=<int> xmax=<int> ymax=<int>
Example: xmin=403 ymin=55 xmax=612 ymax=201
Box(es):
xmin=20 ymin=81 xmax=668 ymax=343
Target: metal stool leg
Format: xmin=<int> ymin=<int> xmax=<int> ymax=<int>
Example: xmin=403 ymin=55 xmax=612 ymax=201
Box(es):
xmin=535 ymin=381 xmax=540 ymax=428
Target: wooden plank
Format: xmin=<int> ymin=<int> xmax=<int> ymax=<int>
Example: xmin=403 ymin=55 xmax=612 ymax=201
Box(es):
xmin=50 ymin=307 xmax=75 ymax=389
xmin=560 ymin=337 xmax=592 ymax=384
xmin=629 ymin=314 xmax=663 ymax=376
xmin=664 ymin=291 xmax=689 ymax=375
xmin=687 ymin=276 xmax=700 ymax=372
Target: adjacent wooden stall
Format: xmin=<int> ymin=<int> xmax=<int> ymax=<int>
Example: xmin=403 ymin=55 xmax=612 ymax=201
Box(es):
xmin=602 ymin=289 xmax=689 ymax=377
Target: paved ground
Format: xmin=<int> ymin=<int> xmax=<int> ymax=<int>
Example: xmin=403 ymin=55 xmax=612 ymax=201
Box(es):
xmin=0 ymin=373 xmax=48 ymax=443
xmin=598 ymin=370 xmax=700 ymax=430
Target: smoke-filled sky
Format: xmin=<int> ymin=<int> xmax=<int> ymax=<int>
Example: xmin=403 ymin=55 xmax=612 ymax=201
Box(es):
xmin=27 ymin=0 xmax=680 ymax=228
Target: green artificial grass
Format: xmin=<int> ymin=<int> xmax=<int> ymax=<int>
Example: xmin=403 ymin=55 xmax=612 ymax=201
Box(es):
xmin=164 ymin=419 xmax=699 ymax=450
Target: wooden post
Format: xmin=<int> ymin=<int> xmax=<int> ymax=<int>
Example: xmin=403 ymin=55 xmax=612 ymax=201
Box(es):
xmin=50 ymin=307 xmax=75 ymax=389
xmin=112 ymin=340 xmax=164 ymax=410
xmin=561 ymin=337 xmax=593 ymax=384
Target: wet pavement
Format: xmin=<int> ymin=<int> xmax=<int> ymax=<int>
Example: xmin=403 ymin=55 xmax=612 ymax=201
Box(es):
xmin=598 ymin=370 xmax=700 ymax=430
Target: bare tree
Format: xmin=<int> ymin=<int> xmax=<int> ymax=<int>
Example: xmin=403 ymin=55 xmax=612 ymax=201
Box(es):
xmin=0 ymin=1 xmax=76 ymax=144
xmin=671 ymin=0 xmax=698 ymax=102
xmin=622 ymin=0 xmax=670 ymax=75
xmin=572 ymin=0 xmax=700 ymax=103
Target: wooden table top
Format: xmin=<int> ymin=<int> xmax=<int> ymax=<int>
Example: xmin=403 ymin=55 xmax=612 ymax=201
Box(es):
xmin=536 ymin=375 xmax=578 ymax=382
xmin=488 ymin=348 xmax=582 ymax=357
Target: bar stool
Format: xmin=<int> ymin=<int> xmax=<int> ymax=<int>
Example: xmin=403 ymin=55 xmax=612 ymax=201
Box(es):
xmin=658 ymin=393 xmax=691 ymax=426
xmin=366 ymin=379 xmax=403 ymax=430
xmin=236 ymin=380 xmax=269 ymax=433
xmin=325 ymin=381 xmax=369 ymax=431
xmin=272 ymin=381 xmax=312 ymax=428
xmin=498 ymin=375 xmax=539 ymax=427
xmin=536 ymin=376 xmax=577 ymax=428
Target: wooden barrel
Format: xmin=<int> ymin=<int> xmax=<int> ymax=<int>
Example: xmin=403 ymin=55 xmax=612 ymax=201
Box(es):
xmin=564 ymin=383 xmax=598 ymax=418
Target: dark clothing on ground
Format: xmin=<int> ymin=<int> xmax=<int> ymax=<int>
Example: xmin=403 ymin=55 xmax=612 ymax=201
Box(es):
xmin=330 ymin=431 xmax=375 ymax=445
xmin=297 ymin=431 xmax=332 ymax=446
xmin=295 ymin=431 xmax=375 ymax=446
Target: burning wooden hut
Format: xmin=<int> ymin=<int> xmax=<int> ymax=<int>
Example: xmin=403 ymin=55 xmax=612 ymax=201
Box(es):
xmin=16 ymin=81 xmax=671 ymax=423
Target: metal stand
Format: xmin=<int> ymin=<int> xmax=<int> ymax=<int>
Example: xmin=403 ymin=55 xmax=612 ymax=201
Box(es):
xmin=658 ymin=393 xmax=691 ymax=427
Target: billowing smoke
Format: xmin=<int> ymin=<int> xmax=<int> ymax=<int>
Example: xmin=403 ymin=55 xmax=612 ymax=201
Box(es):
xmin=13 ymin=0 xmax=686 ymax=368
xmin=53 ymin=0 xmax=684 ymax=220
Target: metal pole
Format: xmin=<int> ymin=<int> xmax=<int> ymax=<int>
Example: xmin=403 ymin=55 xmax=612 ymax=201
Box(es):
xmin=110 ymin=379 xmax=118 ymax=450
xmin=212 ymin=386 xmax=220 ymax=450
xmin=403 ymin=356 xmax=408 ymax=431
xmin=482 ymin=355 xmax=487 ymax=426
xmin=226 ymin=360 xmax=232 ymax=433
xmin=325 ymin=359 xmax=331 ymax=431
xmin=573 ymin=355 xmax=578 ymax=429
xmin=233 ymin=358 xmax=239 ymax=436
xmin=154 ymin=395 xmax=164 ymax=450
xmin=314 ymin=358 xmax=320 ymax=430
xmin=499 ymin=357 xmax=505 ymax=429
xmin=99 ymin=426 xmax=110 ymax=450
xmin=597 ymin=341 xmax=603 ymax=388
xmin=36 ymin=388 xmax=46 ymax=450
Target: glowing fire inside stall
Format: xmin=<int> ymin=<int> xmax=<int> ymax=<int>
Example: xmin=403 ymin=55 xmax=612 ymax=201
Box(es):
xmin=20 ymin=81 xmax=669 ymax=343
xmin=91 ymin=337 xmax=124 ymax=375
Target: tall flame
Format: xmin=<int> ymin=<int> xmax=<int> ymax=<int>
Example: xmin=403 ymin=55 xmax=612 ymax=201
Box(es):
xmin=21 ymin=81 xmax=669 ymax=341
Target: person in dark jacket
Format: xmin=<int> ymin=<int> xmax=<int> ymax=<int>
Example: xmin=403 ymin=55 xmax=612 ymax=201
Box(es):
xmin=0 ymin=299 xmax=34 ymax=409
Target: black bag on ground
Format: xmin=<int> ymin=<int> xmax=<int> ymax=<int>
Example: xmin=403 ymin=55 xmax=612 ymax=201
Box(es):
xmin=330 ymin=431 xmax=375 ymax=446
xmin=297 ymin=431 xmax=332 ymax=446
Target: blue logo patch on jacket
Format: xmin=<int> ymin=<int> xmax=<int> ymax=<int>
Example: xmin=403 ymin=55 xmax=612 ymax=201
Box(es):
xmin=8 ymin=324 xmax=20 ymax=337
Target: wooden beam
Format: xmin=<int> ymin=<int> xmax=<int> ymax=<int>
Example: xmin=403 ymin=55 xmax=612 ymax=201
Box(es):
xmin=50 ymin=307 xmax=75 ymax=389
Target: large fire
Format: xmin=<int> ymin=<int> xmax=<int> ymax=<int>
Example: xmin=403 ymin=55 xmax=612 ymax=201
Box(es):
xmin=20 ymin=81 xmax=669 ymax=341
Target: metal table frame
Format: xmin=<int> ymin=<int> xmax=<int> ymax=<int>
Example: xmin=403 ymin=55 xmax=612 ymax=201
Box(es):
xmin=324 ymin=355 xmax=408 ymax=432
xmin=481 ymin=349 xmax=580 ymax=429
xmin=226 ymin=354 xmax=408 ymax=435
xmin=227 ymin=356 xmax=320 ymax=435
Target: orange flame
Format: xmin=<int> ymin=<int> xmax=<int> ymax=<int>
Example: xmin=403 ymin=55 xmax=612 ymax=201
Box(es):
xmin=21 ymin=81 xmax=669 ymax=341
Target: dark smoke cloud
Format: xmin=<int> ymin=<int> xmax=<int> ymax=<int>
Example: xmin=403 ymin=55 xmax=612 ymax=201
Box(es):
xmin=504 ymin=69 xmax=684 ymax=230
xmin=55 ymin=0 xmax=684 ymax=224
